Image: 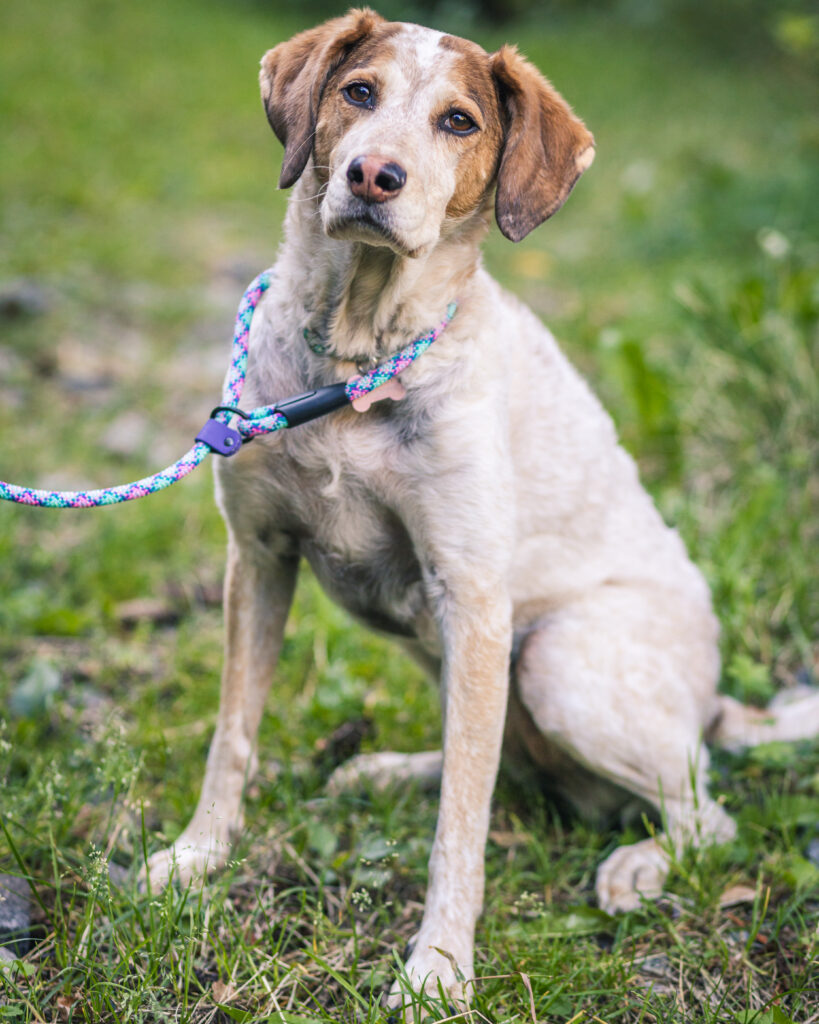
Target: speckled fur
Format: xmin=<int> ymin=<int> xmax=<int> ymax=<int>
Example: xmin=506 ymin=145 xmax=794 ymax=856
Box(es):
xmin=144 ymin=10 xmax=819 ymax=1007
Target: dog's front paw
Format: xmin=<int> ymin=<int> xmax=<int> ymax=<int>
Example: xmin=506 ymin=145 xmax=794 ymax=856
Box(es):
xmin=140 ymin=835 xmax=231 ymax=892
xmin=595 ymin=837 xmax=669 ymax=913
xmin=387 ymin=932 xmax=472 ymax=1018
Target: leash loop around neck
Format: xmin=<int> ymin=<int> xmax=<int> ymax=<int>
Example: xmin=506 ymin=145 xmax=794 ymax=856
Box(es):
xmin=0 ymin=270 xmax=456 ymax=509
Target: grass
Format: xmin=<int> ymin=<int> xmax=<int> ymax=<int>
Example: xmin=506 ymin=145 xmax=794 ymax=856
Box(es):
xmin=1 ymin=0 xmax=818 ymax=1020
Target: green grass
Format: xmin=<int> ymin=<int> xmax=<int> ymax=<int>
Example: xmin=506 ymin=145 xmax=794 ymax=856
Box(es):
xmin=1 ymin=0 xmax=818 ymax=1020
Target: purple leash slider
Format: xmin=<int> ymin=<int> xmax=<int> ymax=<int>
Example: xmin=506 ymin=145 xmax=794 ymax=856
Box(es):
xmin=195 ymin=407 xmax=245 ymax=457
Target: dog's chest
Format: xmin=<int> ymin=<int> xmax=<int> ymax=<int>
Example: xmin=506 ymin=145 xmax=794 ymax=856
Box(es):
xmin=269 ymin=421 xmax=434 ymax=643
xmin=301 ymin=515 xmax=428 ymax=640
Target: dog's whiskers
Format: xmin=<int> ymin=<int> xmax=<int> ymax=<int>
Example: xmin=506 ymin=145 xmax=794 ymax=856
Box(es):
xmin=288 ymin=184 xmax=330 ymax=203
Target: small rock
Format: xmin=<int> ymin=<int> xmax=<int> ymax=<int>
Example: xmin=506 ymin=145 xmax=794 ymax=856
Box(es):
xmin=631 ymin=952 xmax=675 ymax=995
xmin=9 ymin=658 xmax=62 ymax=720
xmin=0 ymin=943 xmax=19 ymax=1003
xmin=107 ymin=863 xmax=129 ymax=889
xmin=0 ymin=875 xmax=33 ymax=957
xmin=807 ymin=838 xmax=819 ymax=868
xmin=0 ymin=279 xmax=50 ymax=319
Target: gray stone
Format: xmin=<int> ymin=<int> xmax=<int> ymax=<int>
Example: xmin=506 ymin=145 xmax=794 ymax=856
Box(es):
xmin=0 ymin=279 xmax=50 ymax=319
xmin=0 ymin=945 xmax=19 ymax=1009
xmin=0 ymin=875 xmax=33 ymax=957
xmin=108 ymin=862 xmax=129 ymax=888
xmin=9 ymin=658 xmax=62 ymax=720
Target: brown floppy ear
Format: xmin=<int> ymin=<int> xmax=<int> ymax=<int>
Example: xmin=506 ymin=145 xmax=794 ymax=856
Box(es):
xmin=491 ymin=45 xmax=595 ymax=242
xmin=260 ymin=8 xmax=384 ymax=189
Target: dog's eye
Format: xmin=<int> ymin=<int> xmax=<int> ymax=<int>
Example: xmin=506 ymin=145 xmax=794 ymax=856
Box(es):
xmin=442 ymin=111 xmax=477 ymax=135
xmin=343 ymin=82 xmax=374 ymax=108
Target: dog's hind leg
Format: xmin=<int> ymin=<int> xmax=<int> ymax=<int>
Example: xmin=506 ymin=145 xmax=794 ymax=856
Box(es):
xmin=514 ymin=586 xmax=736 ymax=913
xmin=325 ymin=750 xmax=442 ymax=795
xmin=709 ymin=687 xmax=819 ymax=751
xmin=594 ymin=782 xmax=736 ymax=912
xmin=142 ymin=532 xmax=298 ymax=890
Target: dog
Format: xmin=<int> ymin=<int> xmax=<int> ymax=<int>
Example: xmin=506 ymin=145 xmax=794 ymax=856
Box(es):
xmin=143 ymin=8 xmax=819 ymax=1003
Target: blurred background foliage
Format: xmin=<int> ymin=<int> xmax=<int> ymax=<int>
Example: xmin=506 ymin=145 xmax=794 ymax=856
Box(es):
xmin=240 ymin=0 xmax=819 ymax=60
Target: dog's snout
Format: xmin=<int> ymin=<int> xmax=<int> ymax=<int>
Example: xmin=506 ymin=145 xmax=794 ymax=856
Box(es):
xmin=347 ymin=155 xmax=407 ymax=203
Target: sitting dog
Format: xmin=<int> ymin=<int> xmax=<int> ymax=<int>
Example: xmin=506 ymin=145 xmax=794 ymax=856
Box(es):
xmin=144 ymin=7 xmax=819 ymax=1003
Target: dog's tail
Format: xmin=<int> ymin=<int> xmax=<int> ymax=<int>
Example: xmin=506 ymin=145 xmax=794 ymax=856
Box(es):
xmin=709 ymin=686 xmax=819 ymax=752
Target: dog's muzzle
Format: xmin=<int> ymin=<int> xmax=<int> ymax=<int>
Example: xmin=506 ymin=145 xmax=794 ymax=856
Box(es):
xmin=346 ymin=155 xmax=407 ymax=204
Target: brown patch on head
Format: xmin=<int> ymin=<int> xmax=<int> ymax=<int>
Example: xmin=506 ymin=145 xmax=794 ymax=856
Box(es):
xmin=490 ymin=45 xmax=594 ymax=242
xmin=312 ymin=28 xmax=402 ymax=188
xmin=438 ymin=35 xmax=505 ymax=220
xmin=332 ymin=23 xmax=402 ymax=78
xmin=260 ymin=8 xmax=394 ymax=188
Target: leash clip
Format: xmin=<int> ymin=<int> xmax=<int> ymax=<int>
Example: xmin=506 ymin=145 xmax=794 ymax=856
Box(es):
xmin=195 ymin=406 xmax=250 ymax=457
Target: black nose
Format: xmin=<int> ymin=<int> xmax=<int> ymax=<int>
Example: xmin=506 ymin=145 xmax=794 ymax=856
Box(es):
xmin=347 ymin=156 xmax=407 ymax=203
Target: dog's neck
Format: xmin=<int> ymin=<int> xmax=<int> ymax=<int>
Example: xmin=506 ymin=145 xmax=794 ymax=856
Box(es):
xmin=279 ymin=169 xmax=490 ymax=363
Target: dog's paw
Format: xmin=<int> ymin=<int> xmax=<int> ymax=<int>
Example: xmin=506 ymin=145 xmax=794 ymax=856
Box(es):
xmin=324 ymin=753 xmax=378 ymax=796
xmin=387 ymin=934 xmax=472 ymax=1018
xmin=139 ymin=836 xmax=230 ymax=892
xmin=595 ymin=837 xmax=669 ymax=913
xmin=326 ymin=751 xmax=442 ymax=797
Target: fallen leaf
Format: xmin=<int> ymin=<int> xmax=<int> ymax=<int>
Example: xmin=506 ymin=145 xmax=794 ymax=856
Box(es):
xmin=212 ymin=979 xmax=238 ymax=1003
xmin=719 ymin=884 xmax=757 ymax=907
xmin=518 ymin=971 xmax=537 ymax=1024
xmin=57 ymin=993 xmax=78 ymax=1021
xmin=489 ymin=830 xmax=532 ymax=848
xmin=115 ymin=597 xmax=180 ymax=628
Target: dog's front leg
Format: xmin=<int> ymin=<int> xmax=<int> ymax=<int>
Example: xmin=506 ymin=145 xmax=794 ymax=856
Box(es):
xmin=143 ymin=532 xmax=298 ymax=889
xmin=393 ymin=580 xmax=512 ymax=1006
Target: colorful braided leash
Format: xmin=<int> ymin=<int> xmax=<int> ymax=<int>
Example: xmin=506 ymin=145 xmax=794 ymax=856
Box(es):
xmin=0 ymin=269 xmax=457 ymax=509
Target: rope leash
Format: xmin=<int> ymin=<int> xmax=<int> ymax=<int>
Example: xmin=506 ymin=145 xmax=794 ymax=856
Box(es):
xmin=0 ymin=269 xmax=457 ymax=509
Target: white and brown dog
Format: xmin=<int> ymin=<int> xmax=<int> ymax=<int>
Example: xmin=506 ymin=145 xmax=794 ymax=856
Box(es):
xmin=144 ymin=8 xmax=819 ymax=1003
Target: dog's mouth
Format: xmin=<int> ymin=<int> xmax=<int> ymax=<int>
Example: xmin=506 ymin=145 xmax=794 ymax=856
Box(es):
xmin=324 ymin=202 xmax=422 ymax=257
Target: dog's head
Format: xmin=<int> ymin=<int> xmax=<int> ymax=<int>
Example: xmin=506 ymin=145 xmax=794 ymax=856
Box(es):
xmin=260 ymin=8 xmax=594 ymax=256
